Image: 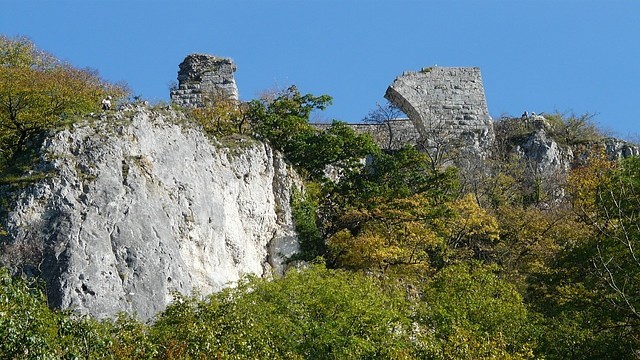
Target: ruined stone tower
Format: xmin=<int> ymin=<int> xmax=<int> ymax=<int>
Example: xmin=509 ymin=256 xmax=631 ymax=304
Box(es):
xmin=170 ymin=54 xmax=239 ymax=108
xmin=385 ymin=67 xmax=494 ymax=167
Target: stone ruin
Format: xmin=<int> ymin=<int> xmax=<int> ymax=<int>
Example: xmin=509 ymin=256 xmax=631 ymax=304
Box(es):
xmin=166 ymin=53 xmax=640 ymax=207
xmin=315 ymin=120 xmax=419 ymax=151
xmin=384 ymin=67 xmax=494 ymax=166
xmin=168 ymin=55 xmax=496 ymax=166
xmin=170 ymin=54 xmax=239 ymax=108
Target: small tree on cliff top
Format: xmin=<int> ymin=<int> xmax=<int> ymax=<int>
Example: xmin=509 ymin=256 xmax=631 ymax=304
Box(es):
xmin=248 ymin=85 xmax=331 ymax=152
xmin=190 ymin=89 xmax=247 ymax=136
xmin=0 ymin=36 xmax=129 ymax=162
xmin=363 ymin=100 xmax=404 ymax=150
xmin=247 ymin=85 xmax=376 ymax=181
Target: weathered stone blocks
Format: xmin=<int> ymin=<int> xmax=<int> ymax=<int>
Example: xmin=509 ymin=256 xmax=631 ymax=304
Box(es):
xmin=385 ymin=66 xmax=495 ymax=167
xmin=170 ymin=54 xmax=239 ymax=108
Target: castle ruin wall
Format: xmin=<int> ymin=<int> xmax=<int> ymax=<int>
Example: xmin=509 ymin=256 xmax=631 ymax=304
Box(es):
xmin=384 ymin=67 xmax=495 ymax=162
xmin=170 ymin=54 xmax=239 ymax=108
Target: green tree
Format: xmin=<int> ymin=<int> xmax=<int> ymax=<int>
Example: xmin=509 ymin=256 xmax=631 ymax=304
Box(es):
xmin=326 ymin=146 xmax=458 ymax=213
xmin=152 ymin=264 xmax=414 ymax=359
xmin=414 ymin=263 xmax=535 ymax=359
xmin=0 ymin=267 xmax=156 ymax=359
xmin=577 ymin=156 xmax=640 ymax=353
xmin=0 ymin=267 xmax=59 ymax=358
xmin=321 ymin=146 xmax=460 ymax=272
xmin=248 ymin=85 xmax=330 ymax=156
xmin=529 ymin=155 xmax=640 ymax=358
xmin=301 ymin=120 xmax=378 ymax=180
xmin=291 ymin=185 xmax=326 ymax=260
xmin=248 ymin=86 xmax=376 ymax=181
xmin=363 ymin=100 xmax=404 ymax=149
xmin=0 ymin=36 xmax=129 ymax=162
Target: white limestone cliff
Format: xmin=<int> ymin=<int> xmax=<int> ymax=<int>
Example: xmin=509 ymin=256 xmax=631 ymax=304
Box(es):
xmin=2 ymin=106 xmax=300 ymax=320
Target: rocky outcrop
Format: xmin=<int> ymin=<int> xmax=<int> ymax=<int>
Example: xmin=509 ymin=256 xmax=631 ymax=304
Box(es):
xmin=494 ymin=120 xmax=639 ymax=204
xmin=499 ymin=120 xmax=639 ymax=177
xmin=514 ymin=129 xmax=573 ymax=176
xmin=1 ymin=106 xmax=300 ymax=320
xmin=604 ymin=137 xmax=640 ymax=160
xmin=170 ymin=54 xmax=239 ymax=108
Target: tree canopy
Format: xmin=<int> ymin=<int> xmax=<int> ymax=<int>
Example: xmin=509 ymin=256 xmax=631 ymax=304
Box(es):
xmin=0 ymin=36 xmax=128 ymax=162
xmin=2 ymin=36 xmax=640 ymax=359
xmin=247 ymin=85 xmax=376 ymax=181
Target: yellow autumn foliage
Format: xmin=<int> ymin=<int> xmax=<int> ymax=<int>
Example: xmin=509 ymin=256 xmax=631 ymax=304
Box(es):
xmin=448 ymin=193 xmax=500 ymax=244
xmin=567 ymin=149 xmax=616 ymax=216
xmin=328 ymin=193 xmax=445 ymax=272
xmin=0 ymin=36 xmax=129 ymax=158
xmin=329 ymin=192 xmax=506 ymax=272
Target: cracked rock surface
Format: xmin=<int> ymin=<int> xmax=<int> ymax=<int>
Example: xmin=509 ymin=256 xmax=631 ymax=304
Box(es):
xmin=3 ymin=107 xmax=299 ymax=319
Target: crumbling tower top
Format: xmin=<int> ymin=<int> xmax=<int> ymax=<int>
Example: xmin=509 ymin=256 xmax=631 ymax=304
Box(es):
xmin=384 ymin=66 xmax=495 ymax=167
xmin=170 ymin=54 xmax=239 ymax=108
xmin=384 ymin=67 xmax=492 ymax=137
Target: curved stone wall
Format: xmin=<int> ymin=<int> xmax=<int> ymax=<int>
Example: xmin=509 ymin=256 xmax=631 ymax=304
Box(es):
xmin=384 ymin=67 xmax=495 ymax=165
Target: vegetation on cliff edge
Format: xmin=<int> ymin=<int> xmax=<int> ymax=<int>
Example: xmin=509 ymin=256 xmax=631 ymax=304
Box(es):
xmin=2 ymin=36 xmax=640 ymax=359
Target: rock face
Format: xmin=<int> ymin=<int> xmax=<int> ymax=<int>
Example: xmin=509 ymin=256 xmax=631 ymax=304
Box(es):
xmin=170 ymin=54 xmax=239 ymax=108
xmin=604 ymin=137 xmax=640 ymax=159
xmin=495 ymin=121 xmax=639 ymax=204
xmin=514 ymin=129 xmax=573 ymax=176
xmin=2 ymin=106 xmax=299 ymax=320
xmin=385 ymin=67 xmax=495 ymax=167
xmin=500 ymin=121 xmax=639 ymax=179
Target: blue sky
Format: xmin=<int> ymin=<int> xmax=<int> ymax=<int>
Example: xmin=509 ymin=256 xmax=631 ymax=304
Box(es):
xmin=2 ymin=0 xmax=639 ymax=138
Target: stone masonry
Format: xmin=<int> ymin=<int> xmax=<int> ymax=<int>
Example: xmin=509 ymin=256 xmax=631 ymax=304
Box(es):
xmin=384 ymin=67 xmax=495 ymax=165
xmin=314 ymin=119 xmax=419 ymax=151
xmin=170 ymin=54 xmax=239 ymax=108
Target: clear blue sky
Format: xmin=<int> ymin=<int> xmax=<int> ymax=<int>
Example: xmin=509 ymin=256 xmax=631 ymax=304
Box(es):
xmin=2 ymin=0 xmax=638 ymax=138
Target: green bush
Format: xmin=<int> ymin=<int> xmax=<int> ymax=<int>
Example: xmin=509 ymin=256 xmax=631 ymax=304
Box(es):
xmin=291 ymin=186 xmax=326 ymax=260
xmin=151 ymin=264 xmax=414 ymax=359
xmin=0 ymin=267 xmax=156 ymax=359
xmin=415 ymin=263 xmax=535 ymax=359
xmin=0 ymin=267 xmax=60 ymax=359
